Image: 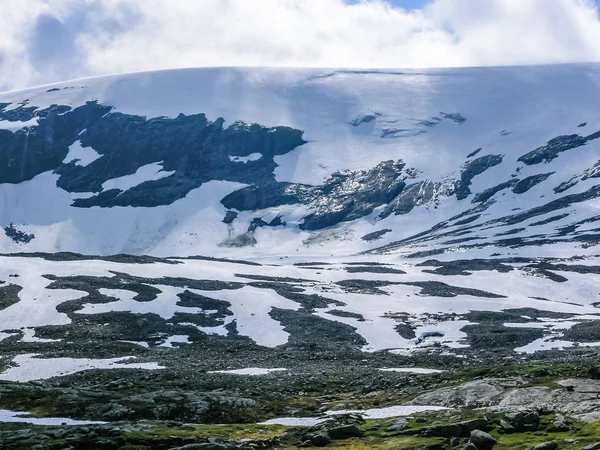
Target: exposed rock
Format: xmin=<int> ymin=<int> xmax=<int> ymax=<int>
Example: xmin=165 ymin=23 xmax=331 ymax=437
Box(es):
xmin=408 ymin=380 xmax=505 ymax=408
xmin=468 ymin=429 xmax=497 ymax=450
xmin=168 ymin=444 xmax=232 ymax=450
xmin=549 ymin=414 xmax=571 ymax=432
xmin=306 ymin=431 xmax=332 ymax=447
xmin=456 ymin=155 xmax=504 ymax=200
xmin=581 ymin=443 xmax=600 ymax=450
xmin=512 ymin=173 xmax=554 ymax=194
xmin=420 ymin=418 xmax=488 ymax=438
xmin=518 ymin=131 xmax=600 ymax=165
xmin=327 ymin=424 xmax=363 ymax=440
xmin=386 ymin=418 xmax=409 ymax=432
xmin=533 ymin=442 xmax=558 ymax=450
xmin=382 ymin=179 xmax=455 ymax=217
xmin=501 ymin=410 xmax=540 ymax=432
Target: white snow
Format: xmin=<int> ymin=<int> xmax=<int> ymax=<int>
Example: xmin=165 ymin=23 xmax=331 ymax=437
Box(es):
xmin=191 ymin=285 xmax=300 ymax=347
xmin=379 ymin=368 xmax=445 ymax=374
xmin=0 ymin=409 xmax=105 ymax=426
xmin=159 ymin=335 xmax=191 ymax=348
xmin=62 ymin=140 xmax=102 ymax=167
xmin=208 ymin=368 xmax=288 ymax=376
xmin=326 ymin=405 xmax=450 ymax=419
xmin=258 ymin=405 xmax=449 ymax=426
xmin=229 ymin=153 xmax=262 ymax=163
xmin=0 ymin=118 xmax=38 ymax=131
xmin=259 ymin=417 xmax=330 ymax=426
xmin=101 ymin=162 xmax=175 ymax=192
xmin=0 ymin=66 xmax=598 ymax=258
xmin=0 ymin=354 xmax=164 ymax=382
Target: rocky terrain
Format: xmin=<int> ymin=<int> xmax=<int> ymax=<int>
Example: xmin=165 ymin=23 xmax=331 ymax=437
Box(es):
xmin=0 ymin=65 xmax=600 ymax=448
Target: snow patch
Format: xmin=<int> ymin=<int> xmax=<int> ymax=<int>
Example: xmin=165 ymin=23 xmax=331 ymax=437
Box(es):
xmin=0 ymin=354 xmax=164 ymax=382
xmin=0 ymin=410 xmax=105 ymax=426
xmin=62 ymin=140 xmax=102 ymax=167
xmin=101 ymin=162 xmax=175 ymax=192
xmin=208 ymin=368 xmax=288 ymax=376
xmin=229 ymin=153 xmax=262 ymax=163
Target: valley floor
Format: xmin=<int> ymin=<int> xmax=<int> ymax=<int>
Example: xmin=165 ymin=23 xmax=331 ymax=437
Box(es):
xmin=0 ymin=252 xmax=599 ymax=449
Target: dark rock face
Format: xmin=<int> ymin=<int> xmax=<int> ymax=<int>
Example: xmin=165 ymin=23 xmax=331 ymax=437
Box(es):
xmin=301 ymin=160 xmax=407 ymax=230
xmin=3 ymin=223 xmax=35 ymax=244
xmin=0 ymin=102 xmax=109 ymax=185
xmin=223 ymin=160 xmax=409 ymax=230
xmin=512 ymin=173 xmax=554 ymax=194
xmin=0 ymin=284 xmax=21 ymax=310
xmin=361 ymin=229 xmax=392 ymax=241
xmin=583 ymin=160 xmax=600 ymax=180
xmin=473 ymin=180 xmax=516 ymax=203
xmin=381 ymin=179 xmax=454 ymax=217
xmin=518 ymin=130 xmax=600 ymax=165
xmin=0 ymin=101 xmax=306 ymax=209
xmin=456 ymin=155 xmax=504 ymax=200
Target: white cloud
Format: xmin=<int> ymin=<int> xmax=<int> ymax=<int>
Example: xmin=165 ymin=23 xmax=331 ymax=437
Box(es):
xmin=1 ymin=0 xmax=600 ymax=92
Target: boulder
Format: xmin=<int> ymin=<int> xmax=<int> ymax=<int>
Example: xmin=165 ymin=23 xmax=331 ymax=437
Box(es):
xmin=327 ymin=424 xmax=363 ymax=440
xmin=533 ymin=442 xmax=558 ymax=450
xmin=549 ymin=414 xmax=570 ymax=432
xmin=168 ymin=444 xmax=232 ymax=450
xmin=306 ymin=431 xmax=332 ymax=447
xmin=581 ymin=444 xmax=600 ymax=450
xmin=501 ymin=410 xmax=540 ymax=432
xmin=468 ymin=429 xmax=497 ymax=450
xmin=386 ymin=418 xmax=409 ymax=432
xmin=421 ymin=418 xmax=489 ymax=438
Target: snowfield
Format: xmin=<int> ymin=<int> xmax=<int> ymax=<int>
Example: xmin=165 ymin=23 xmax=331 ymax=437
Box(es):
xmin=0 ymin=65 xmax=599 ymax=383
xmin=0 ymin=65 xmax=598 ymax=258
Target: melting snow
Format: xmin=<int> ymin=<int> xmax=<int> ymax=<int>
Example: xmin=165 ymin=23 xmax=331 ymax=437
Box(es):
xmin=0 ymin=354 xmax=165 ymax=382
xmin=229 ymin=153 xmax=262 ymax=163
xmin=326 ymin=405 xmax=450 ymax=419
xmin=101 ymin=162 xmax=175 ymax=192
xmin=208 ymin=368 xmax=288 ymax=376
xmin=62 ymin=140 xmax=102 ymax=167
xmin=379 ymin=368 xmax=445 ymax=374
xmin=0 ymin=410 xmax=106 ymax=426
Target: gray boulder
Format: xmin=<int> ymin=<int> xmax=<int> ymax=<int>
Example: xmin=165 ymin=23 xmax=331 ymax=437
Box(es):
xmin=328 ymin=424 xmax=363 ymax=440
xmin=468 ymin=429 xmax=497 ymax=450
xmin=550 ymin=414 xmax=570 ymax=432
xmin=421 ymin=418 xmax=488 ymax=438
xmin=306 ymin=431 xmax=332 ymax=447
xmin=501 ymin=410 xmax=540 ymax=432
xmin=386 ymin=418 xmax=409 ymax=432
xmin=533 ymin=442 xmax=558 ymax=450
xmin=581 ymin=444 xmax=600 ymax=450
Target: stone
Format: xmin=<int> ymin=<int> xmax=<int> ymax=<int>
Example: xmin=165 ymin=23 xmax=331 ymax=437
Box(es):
xmin=581 ymin=444 xmax=600 ymax=450
xmin=421 ymin=418 xmax=488 ymax=438
xmin=550 ymin=414 xmax=570 ymax=432
xmin=533 ymin=442 xmax=558 ymax=450
xmin=327 ymin=424 xmax=363 ymax=440
xmin=306 ymin=432 xmax=332 ymax=447
xmin=386 ymin=418 xmax=409 ymax=432
xmin=468 ymin=430 xmax=497 ymax=450
xmin=502 ymin=410 xmax=540 ymax=432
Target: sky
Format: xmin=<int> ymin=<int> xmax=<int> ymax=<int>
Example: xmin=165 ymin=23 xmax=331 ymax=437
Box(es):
xmin=1 ymin=0 xmax=600 ymax=92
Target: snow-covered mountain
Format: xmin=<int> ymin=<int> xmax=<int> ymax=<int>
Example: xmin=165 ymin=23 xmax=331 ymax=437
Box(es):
xmin=3 ymin=66 xmax=600 ymax=448
xmin=1 ymin=64 xmax=599 ymax=258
